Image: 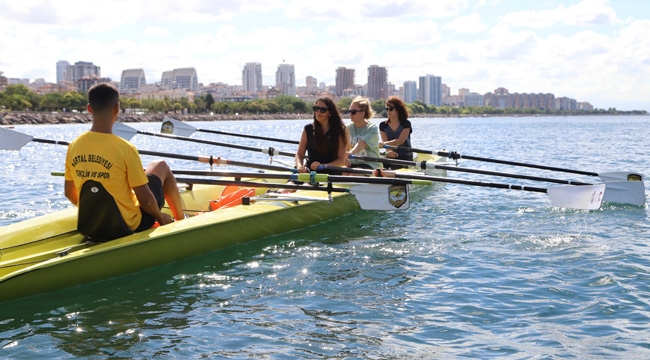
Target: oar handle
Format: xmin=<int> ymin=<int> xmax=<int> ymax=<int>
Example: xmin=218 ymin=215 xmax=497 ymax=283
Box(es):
xmin=198 ymin=129 xmax=299 ymax=145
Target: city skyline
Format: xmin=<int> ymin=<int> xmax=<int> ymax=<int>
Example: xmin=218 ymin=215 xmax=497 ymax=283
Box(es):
xmin=0 ymin=60 xmax=597 ymax=112
xmin=1 ymin=1 xmax=649 ymax=111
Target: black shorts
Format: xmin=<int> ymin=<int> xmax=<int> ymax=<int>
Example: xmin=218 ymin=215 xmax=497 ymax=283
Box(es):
xmin=135 ymin=174 xmax=165 ymax=232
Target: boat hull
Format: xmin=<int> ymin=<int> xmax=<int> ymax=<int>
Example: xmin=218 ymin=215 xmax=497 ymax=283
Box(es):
xmin=0 ymin=185 xmax=361 ymax=302
xmin=0 ymin=154 xmax=444 ymax=303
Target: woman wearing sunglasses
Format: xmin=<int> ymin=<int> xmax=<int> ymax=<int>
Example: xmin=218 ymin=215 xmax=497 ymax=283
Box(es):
xmin=379 ymin=96 xmax=413 ymax=169
xmin=346 ymin=96 xmax=381 ymax=170
xmin=294 ymin=96 xmax=348 ymax=174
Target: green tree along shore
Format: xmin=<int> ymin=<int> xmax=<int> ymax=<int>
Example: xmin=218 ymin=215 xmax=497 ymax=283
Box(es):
xmin=1 ymin=84 xmax=646 ymax=118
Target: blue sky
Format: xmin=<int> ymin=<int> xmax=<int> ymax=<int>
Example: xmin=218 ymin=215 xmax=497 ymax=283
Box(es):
xmin=1 ymin=0 xmax=649 ymax=111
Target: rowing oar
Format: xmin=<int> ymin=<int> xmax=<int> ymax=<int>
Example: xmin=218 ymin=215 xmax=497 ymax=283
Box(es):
xmin=113 ymin=122 xmax=296 ymax=158
xmin=351 ymin=155 xmax=593 ymax=185
xmin=317 ymin=165 xmax=605 ymax=210
xmin=169 ymin=169 xmax=431 ymax=186
xmin=0 ymin=127 xmax=293 ymax=173
xmin=171 ymin=170 xmax=430 ymax=211
xmin=160 ymin=117 xmax=300 ymax=145
xmin=383 ymin=145 xmax=645 ymax=205
xmin=351 ymin=154 xmax=645 ymax=206
xmin=49 ymin=168 xmax=422 ymax=211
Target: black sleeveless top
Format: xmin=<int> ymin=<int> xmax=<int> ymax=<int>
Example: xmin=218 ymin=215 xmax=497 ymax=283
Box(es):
xmin=304 ymin=123 xmax=339 ymax=168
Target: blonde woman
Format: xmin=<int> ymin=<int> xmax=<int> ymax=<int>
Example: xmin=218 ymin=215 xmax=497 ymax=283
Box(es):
xmin=346 ymin=96 xmax=381 ymax=170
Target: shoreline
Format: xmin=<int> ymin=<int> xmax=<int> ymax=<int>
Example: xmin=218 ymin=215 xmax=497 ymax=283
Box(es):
xmin=0 ymin=112 xmax=311 ymax=126
xmin=1 ymin=111 xmax=645 ymax=126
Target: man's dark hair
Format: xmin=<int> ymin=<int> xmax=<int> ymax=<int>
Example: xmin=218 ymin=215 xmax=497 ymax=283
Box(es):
xmin=88 ymin=83 xmax=119 ymax=113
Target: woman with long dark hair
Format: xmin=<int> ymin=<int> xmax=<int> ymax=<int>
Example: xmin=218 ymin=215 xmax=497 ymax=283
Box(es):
xmin=379 ymin=96 xmax=413 ymax=168
xmin=294 ymin=96 xmax=348 ymax=174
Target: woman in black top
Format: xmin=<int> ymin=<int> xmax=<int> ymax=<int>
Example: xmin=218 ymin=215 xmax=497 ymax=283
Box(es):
xmin=295 ymin=96 xmax=348 ymax=174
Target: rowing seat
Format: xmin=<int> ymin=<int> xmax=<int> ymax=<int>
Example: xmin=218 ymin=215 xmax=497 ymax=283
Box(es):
xmin=77 ymin=180 xmax=133 ymax=242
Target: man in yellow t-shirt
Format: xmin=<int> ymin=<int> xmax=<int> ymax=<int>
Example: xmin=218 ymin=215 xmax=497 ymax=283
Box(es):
xmin=64 ymin=83 xmax=184 ymax=240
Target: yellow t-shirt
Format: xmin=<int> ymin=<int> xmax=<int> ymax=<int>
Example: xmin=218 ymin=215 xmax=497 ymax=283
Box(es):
xmin=64 ymin=131 xmax=148 ymax=230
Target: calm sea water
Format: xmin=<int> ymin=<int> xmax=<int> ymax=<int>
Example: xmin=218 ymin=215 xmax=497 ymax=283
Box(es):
xmin=1 ymin=116 xmax=649 ymax=358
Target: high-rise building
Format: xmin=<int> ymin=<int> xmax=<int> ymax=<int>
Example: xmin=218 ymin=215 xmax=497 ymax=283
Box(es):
xmin=367 ymin=65 xmax=388 ymax=101
xmin=464 ymin=93 xmax=484 ymax=107
xmin=56 ymin=60 xmax=70 ymax=83
xmin=77 ymin=76 xmax=112 ymax=93
xmin=418 ymin=74 xmax=442 ymax=106
xmin=70 ymin=61 xmax=101 ymax=83
xmin=441 ymin=83 xmax=450 ymax=98
xmin=242 ymin=62 xmax=263 ymax=93
xmin=275 ymin=63 xmax=295 ymax=96
xmin=161 ymin=68 xmax=198 ymax=92
xmin=403 ymin=80 xmax=417 ymax=103
xmin=306 ymin=76 xmax=318 ymax=94
xmin=120 ymin=69 xmax=146 ymax=94
xmin=335 ymin=67 xmax=355 ymax=97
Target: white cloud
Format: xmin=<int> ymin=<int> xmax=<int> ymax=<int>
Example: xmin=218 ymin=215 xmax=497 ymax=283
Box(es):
xmin=499 ymin=0 xmax=620 ymax=29
xmin=284 ymin=0 xmax=468 ymax=19
xmin=444 ymin=12 xmax=488 ymax=34
xmin=0 ymin=0 xmax=648 ymax=110
xmin=142 ymin=27 xmax=170 ymax=37
xmin=325 ymin=19 xmax=442 ymax=45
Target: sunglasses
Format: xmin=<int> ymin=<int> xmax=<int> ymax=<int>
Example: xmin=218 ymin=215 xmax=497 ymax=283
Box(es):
xmin=348 ymin=109 xmax=364 ymax=115
xmin=313 ymin=105 xmax=328 ymax=113
xmin=385 ymin=107 xmax=394 ymax=112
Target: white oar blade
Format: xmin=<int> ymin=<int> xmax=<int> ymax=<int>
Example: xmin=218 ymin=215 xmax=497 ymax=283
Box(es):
xmin=547 ymin=184 xmax=605 ymax=210
xmin=602 ymin=180 xmax=646 ymax=206
xmin=598 ymin=171 xmax=643 ymax=183
xmin=596 ymin=172 xmax=645 ymax=205
xmin=112 ymin=122 xmax=138 ymax=141
xmin=161 ymin=117 xmax=196 ymax=137
xmin=0 ymin=127 xmax=34 ymax=150
xmin=349 ymin=183 xmax=410 ymax=210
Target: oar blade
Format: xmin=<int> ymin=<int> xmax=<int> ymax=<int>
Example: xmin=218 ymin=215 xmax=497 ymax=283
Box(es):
xmin=349 ymin=183 xmax=410 ymax=210
xmin=598 ymin=171 xmax=643 ymax=183
xmin=547 ymin=184 xmax=605 ymax=210
xmin=112 ymin=122 xmax=138 ymax=141
xmin=161 ymin=117 xmax=196 ymax=137
xmin=602 ymin=180 xmax=646 ymax=206
xmin=0 ymin=127 xmax=34 ymax=150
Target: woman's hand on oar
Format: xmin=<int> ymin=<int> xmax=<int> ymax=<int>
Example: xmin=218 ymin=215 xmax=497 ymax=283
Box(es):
xmin=160 ymin=117 xmax=300 ymax=145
